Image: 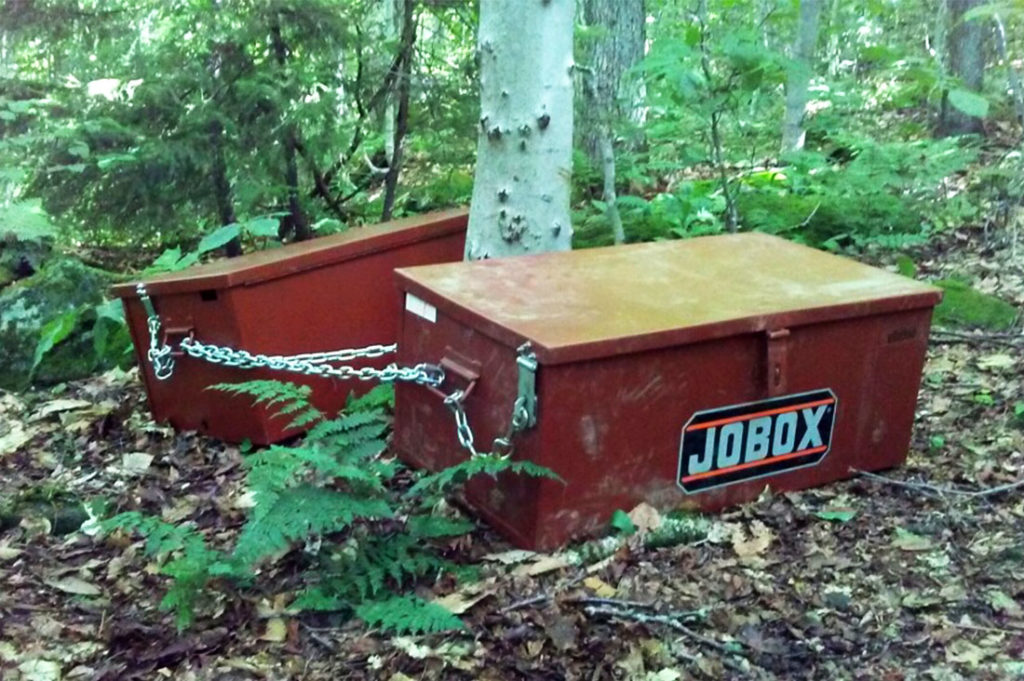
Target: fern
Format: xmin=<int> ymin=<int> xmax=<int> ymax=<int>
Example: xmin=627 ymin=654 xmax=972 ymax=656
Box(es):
xmin=409 ymin=454 xmax=563 ymax=499
xmin=103 ymin=512 xmax=236 ymax=629
xmin=234 ymin=485 xmax=392 ymax=564
xmin=208 ymin=380 xmax=324 ymax=429
xmin=103 ymin=379 xmax=554 ymax=635
xmin=355 ymin=595 xmax=464 ymax=635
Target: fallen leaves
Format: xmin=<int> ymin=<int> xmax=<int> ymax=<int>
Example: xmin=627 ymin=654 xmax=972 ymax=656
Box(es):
xmin=892 ymin=528 xmax=935 ymax=552
xmin=433 ymin=580 xmax=496 ymax=615
xmin=731 ymin=521 xmax=773 ymax=559
xmin=44 ymin=576 xmax=102 ymax=597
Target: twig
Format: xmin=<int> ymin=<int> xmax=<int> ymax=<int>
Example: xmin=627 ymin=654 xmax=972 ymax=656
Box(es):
xmin=854 ymin=469 xmax=1024 ymax=499
xmin=929 ymin=328 xmax=1024 ymax=347
xmin=583 ymin=604 xmax=754 ymax=673
xmin=299 ymin=621 xmax=337 ymax=652
xmin=500 ymin=594 xmax=551 ymax=614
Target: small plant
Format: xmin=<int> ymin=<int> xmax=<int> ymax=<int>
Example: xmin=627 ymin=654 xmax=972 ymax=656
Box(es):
xmin=102 ymin=380 xmax=555 ymax=634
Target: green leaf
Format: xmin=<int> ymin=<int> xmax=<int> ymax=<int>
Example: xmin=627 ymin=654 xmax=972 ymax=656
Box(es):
xmin=815 ymin=509 xmax=857 ymax=523
xmin=244 ymin=217 xmax=280 ymax=238
xmin=31 ymin=309 xmax=81 ymax=376
xmin=196 ymin=224 xmax=241 ymax=254
xmin=895 ymin=254 xmax=917 ymax=278
xmin=948 ymin=89 xmax=989 ymax=118
xmin=610 ymin=509 xmax=637 ymax=535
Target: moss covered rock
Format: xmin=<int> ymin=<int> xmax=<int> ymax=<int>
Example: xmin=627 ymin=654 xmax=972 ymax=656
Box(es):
xmin=933 ymin=279 xmax=1019 ymax=331
xmin=0 ymin=258 xmax=119 ymax=390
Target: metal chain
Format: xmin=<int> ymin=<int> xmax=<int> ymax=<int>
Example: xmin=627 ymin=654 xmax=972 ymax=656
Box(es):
xmin=136 ymin=284 xmax=538 ymax=453
xmin=138 ymin=284 xmax=176 ymax=380
xmin=443 ymin=343 xmax=538 ymax=459
xmin=179 ymin=336 xmax=444 ymax=386
xmin=135 ymin=284 xmax=444 ymax=388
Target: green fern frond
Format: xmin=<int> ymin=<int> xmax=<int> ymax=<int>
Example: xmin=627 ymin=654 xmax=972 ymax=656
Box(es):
xmin=291 ymin=585 xmax=347 ymax=613
xmin=407 ymin=515 xmax=475 ymax=538
xmin=355 ymin=595 xmax=463 ymax=634
xmin=346 ymin=384 xmax=395 ymax=411
xmin=234 ymin=485 xmax=393 ymax=564
xmin=208 ymin=380 xmax=324 ymax=428
xmin=409 ymin=454 xmax=562 ymax=498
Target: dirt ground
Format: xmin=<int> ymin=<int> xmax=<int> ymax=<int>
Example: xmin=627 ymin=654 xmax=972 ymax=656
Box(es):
xmin=2 ymin=229 xmax=1023 ymax=681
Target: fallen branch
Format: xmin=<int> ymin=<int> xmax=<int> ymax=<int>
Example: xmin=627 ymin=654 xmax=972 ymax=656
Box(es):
xmin=854 ymin=469 xmax=1024 ymax=499
xmin=929 ymin=328 xmax=1024 ymax=347
xmin=583 ymin=604 xmax=755 ymax=673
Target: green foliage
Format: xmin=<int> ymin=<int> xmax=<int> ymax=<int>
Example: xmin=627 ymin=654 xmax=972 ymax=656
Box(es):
xmin=208 ymin=380 xmax=324 ymax=430
xmin=102 ymin=512 xmax=237 ymax=630
xmin=933 ymin=279 xmax=1019 ymax=330
xmin=408 ymin=453 xmax=562 ymax=500
xmin=355 ymin=596 xmax=465 ymax=635
xmin=105 ymin=379 xmax=552 ymax=635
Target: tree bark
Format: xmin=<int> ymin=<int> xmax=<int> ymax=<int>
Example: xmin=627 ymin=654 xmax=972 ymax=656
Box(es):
xmin=578 ymin=0 xmax=644 ymax=166
xmin=781 ymin=0 xmax=822 ymax=153
xmin=940 ymin=0 xmax=986 ymax=137
xmin=465 ymin=0 xmax=575 ymax=260
xmin=382 ymin=0 xmax=416 ymax=222
xmin=270 ymin=18 xmax=311 ymax=241
xmin=209 ymin=119 xmax=241 ymax=257
xmin=993 ymin=12 xmax=1024 ymax=127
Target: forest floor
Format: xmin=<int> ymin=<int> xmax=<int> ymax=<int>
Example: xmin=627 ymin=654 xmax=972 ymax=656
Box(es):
xmin=2 ymin=227 xmax=1024 ymax=681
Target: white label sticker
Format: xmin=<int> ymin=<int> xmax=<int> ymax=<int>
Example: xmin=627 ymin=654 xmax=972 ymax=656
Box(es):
xmin=405 ymin=293 xmax=437 ymax=323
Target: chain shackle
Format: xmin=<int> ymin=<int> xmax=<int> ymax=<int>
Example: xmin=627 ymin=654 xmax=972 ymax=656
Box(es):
xmin=138 ymin=284 xmax=176 ymax=381
xmin=441 ymin=343 xmax=538 ymax=460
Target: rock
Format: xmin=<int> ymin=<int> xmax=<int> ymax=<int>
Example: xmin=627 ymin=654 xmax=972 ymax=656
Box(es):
xmin=0 ymin=259 xmax=119 ymax=390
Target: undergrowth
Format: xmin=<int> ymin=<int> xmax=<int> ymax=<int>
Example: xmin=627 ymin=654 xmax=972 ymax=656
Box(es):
xmin=100 ymin=381 xmax=557 ymax=634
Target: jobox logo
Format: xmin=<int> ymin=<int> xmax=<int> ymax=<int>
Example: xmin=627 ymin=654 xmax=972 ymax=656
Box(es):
xmin=677 ymin=389 xmax=837 ymax=494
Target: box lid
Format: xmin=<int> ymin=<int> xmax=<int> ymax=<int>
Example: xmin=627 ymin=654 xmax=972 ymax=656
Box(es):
xmin=396 ymin=232 xmax=943 ymax=365
xmin=110 ymin=208 xmax=468 ymax=298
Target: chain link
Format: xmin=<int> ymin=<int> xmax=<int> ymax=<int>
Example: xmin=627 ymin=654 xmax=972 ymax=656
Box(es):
xmin=442 ymin=343 xmax=538 ymax=460
xmin=136 ymin=284 xmax=537 ymax=453
xmin=178 ymin=336 xmax=444 ymax=386
xmin=138 ymin=284 xmax=176 ymax=380
xmin=135 ymin=283 xmax=444 ymax=388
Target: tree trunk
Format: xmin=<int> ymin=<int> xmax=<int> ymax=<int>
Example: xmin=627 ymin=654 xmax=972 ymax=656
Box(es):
xmin=270 ymin=18 xmax=311 ymax=241
xmin=209 ymin=119 xmax=241 ymax=257
xmin=994 ymin=12 xmax=1024 ymax=127
xmin=940 ymin=0 xmax=986 ymax=137
xmin=381 ymin=0 xmax=416 ymax=222
xmin=465 ymin=0 xmax=575 ymax=260
xmin=578 ymin=0 xmax=644 ymax=166
xmin=781 ymin=0 xmax=822 ymax=154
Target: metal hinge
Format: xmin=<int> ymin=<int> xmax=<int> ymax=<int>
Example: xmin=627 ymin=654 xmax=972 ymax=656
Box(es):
xmin=513 ymin=343 xmax=538 ymax=429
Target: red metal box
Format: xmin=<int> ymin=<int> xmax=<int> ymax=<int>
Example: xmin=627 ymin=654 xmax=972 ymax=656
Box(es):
xmin=393 ymin=233 xmax=942 ymax=550
xmin=111 ymin=209 xmax=467 ymax=445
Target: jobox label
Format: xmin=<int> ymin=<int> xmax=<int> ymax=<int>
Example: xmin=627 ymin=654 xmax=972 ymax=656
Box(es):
xmin=678 ymin=389 xmax=837 ymax=494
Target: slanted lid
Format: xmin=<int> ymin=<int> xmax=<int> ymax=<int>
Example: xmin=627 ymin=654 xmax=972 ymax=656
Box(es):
xmin=110 ymin=208 xmax=468 ymax=298
xmin=396 ymin=232 xmax=943 ymax=365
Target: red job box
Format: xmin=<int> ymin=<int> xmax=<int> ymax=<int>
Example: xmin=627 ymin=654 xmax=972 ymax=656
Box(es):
xmin=393 ymin=233 xmax=942 ymax=550
xmin=112 ymin=209 xmax=467 ymax=445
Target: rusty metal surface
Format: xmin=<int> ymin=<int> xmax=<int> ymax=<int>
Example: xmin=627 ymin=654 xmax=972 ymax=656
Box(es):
xmin=394 ymin=235 xmax=940 ymax=550
xmin=117 ymin=210 xmax=467 ymax=444
xmin=396 ymin=232 xmax=942 ymax=365
xmin=112 ymin=208 xmax=468 ymax=298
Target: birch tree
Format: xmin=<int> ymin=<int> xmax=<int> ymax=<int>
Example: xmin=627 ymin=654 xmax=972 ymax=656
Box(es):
xmin=579 ymin=0 xmax=645 ymax=244
xmin=465 ymin=0 xmax=575 ymax=260
xmin=781 ymin=0 xmax=821 ymax=153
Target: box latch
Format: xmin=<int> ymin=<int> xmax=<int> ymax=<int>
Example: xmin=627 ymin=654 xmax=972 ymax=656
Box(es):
xmin=765 ymin=328 xmax=790 ymax=396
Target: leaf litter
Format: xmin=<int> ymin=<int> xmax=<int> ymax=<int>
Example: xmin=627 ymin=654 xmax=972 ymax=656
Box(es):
xmin=1 ymin=232 xmax=1024 ymax=679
